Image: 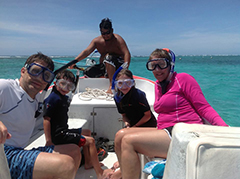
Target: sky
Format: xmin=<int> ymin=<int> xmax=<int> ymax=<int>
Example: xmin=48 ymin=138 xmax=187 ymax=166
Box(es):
xmin=0 ymin=0 xmax=239 ymax=56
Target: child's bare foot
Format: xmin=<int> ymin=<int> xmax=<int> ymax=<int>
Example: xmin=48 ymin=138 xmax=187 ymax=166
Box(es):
xmin=98 ymin=168 xmax=113 ymax=179
xmin=111 ymin=161 xmax=120 ymax=171
xmin=110 ymin=169 xmax=122 ymax=179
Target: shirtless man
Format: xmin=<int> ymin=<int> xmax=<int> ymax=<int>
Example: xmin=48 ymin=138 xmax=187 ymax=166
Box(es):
xmin=74 ymin=18 xmax=131 ymax=93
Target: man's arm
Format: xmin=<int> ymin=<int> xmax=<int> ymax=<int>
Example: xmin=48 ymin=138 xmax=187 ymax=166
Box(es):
xmin=0 ymin=121 xmax=11 ymax=144
xmin=75 ymin=39 xmax=97 ymax=62
xmin=43 ymin=116 xmax=54 ymax=146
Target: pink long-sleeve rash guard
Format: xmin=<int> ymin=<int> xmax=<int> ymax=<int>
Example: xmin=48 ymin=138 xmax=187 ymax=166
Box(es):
xmin=154 ymin=72 xmax=228 ymax=130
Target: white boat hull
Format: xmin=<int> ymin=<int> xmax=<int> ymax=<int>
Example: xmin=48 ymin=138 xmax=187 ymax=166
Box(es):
xmin=4 ymin=76 xmax=239 ymax=179
xmin=68 ymin=77 xmax=155 ymax=141
xmin=26 ymin=76 xmax=155 ymax=179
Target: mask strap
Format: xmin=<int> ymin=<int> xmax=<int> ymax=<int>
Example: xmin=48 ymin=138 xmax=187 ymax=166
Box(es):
xmin=162 ymin=48 xmax=176 ymax=81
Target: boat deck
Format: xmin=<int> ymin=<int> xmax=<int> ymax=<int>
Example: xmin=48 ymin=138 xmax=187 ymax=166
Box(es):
xmin=24 ymin=77 xmax=156 ymax=179
xmin=26 ymin=118 xmax=119 ymax=179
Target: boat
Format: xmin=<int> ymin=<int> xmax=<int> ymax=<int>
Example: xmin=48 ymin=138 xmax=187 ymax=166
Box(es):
xmin=27 ymin=75 xmax=156 ymax=179
xmin=1 ymin=70 xmax=240 ymax=179
xmin=0 ymin=74 xmax=156 ymax=179
xmin=30 ymin=75 xmax=240 ymax=179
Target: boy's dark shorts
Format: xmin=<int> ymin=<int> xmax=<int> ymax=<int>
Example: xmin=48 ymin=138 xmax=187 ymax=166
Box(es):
xmin=53 ymin=128 xmax=86 ymax=147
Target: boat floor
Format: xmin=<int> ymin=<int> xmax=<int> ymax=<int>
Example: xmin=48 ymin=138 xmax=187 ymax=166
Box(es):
xmin=76 ymin=152 xmax=117 ymax=179
xmin=26 ymin=118 xmax=118 ymax=179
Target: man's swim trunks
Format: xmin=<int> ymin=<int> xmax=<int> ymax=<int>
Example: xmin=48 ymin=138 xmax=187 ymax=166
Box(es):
xmin=4 ymin=145 xmax=54 ymax=179
xmin=103 ymin=54 xmax=124 ymax=70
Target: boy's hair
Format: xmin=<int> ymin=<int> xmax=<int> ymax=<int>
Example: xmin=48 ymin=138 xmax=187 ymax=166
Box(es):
xmin=99 ymin=18 xmax=112 ymax=30
xmin=24 ymin=52 xmax=54 ymax=71
xmin=148 ymin=49 xmax=172 ymax=62
xmin=56 ymin=70 xmax=75 ymax=83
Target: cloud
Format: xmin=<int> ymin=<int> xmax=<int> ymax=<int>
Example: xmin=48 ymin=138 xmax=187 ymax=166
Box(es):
xmin=0 ymin=21 xmax=239 ymax=56
xmin=174 ymin=31 xmax=240 ymax=55
xmin=0 ymin=21 xmax=98 ymax=55
xmin=0 ymin=21 xmax=97 ymax=38
xmin=135 ymin=31 xmax=240 ymax=56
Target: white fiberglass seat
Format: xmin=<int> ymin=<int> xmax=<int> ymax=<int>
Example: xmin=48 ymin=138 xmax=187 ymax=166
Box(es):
xmin=163 ymin=123 xmax=240 ymax=179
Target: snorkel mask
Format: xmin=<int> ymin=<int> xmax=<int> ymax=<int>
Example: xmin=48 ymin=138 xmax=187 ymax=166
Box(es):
xmin=146 ymin=48 xmax=175 ymax=81
xmin=115 ymin=79 xmax=135 ymax=90
xmin=56 ymin=79 xmax=76 ymax=92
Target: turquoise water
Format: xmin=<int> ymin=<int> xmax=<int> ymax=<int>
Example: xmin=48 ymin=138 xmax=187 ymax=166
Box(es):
xmin=0 ymin=55 xmax=240 ymax=127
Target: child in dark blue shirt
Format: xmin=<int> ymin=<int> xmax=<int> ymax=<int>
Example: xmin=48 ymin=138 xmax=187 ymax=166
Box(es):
xmin=114 ymin=69 xmax=157 ymax=128
xmin=44 ymin=70 xmax=112 ymax=179
xmin=111 ymin=69 xmax=157 ymax=179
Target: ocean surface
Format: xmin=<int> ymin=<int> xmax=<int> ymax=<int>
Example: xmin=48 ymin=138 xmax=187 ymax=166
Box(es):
xmin=0 ymin=55 xmax=239 ymax=127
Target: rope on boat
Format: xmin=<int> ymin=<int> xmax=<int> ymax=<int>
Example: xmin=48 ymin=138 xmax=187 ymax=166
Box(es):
xmin=78 ymin=87 xmax=114 ymax=101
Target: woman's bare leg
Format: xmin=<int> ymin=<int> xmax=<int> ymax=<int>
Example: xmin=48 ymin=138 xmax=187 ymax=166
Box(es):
xmin=119 ymin=129 xmax=171 ymax=179
xmin=114 ymin=127 xmax=157 ymax=170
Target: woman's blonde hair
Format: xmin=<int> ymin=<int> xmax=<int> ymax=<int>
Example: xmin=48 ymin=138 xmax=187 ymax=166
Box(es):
xmin=148 ymin=48 xmax=172 ymax=62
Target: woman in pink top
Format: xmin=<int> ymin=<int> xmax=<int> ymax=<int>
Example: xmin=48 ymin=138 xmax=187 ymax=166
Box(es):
xmin=112 ymin=48 xmax=228 ymax=179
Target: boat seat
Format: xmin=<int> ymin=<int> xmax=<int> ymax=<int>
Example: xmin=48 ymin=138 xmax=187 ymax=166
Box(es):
xmin=163 ymin=123 xmax=240 ymax=179
xmin=141 ymin=123 xmax=240 ymax=179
